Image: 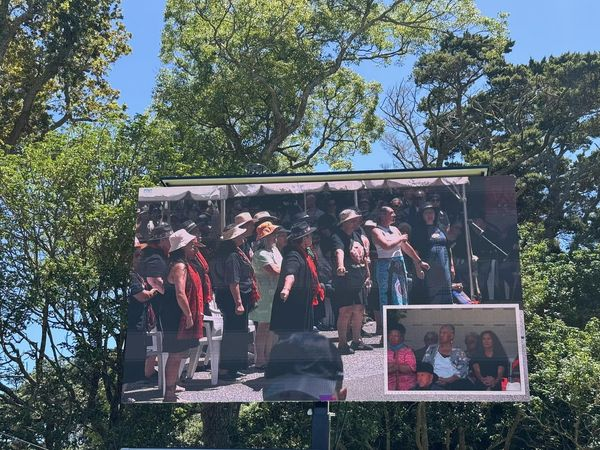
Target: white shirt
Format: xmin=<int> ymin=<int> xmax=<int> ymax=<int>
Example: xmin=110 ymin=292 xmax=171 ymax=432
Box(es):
xmin=374 ymin=225 xmax=403 ymax=259
xmin=433 ymin=351 xmax=459 ymax=378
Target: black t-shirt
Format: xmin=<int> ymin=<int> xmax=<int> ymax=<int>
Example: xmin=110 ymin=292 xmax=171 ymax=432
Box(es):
xmin=331 ymin=229 xmax=367 ymax=288
xmin=471 ymin=353 xmax=508 ymax=378
xmin=211 ymin=251 xmax=253 ymax=293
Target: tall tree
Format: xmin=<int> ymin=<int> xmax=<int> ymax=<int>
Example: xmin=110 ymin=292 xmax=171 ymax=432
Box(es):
xmin=156 ymin=0 xmax=501 ymax=172
xmin=383 ymin=35 xmax=600 ymax=244
xmin=0 ymin=0 xmax=130 ymax=151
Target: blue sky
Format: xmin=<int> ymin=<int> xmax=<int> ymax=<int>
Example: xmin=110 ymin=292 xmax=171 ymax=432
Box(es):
xmin=108 ymin=0 xmax=600 ymax=170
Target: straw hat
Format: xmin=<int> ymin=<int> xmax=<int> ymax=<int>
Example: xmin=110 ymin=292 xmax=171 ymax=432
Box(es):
xmin=181 ymin=220 xmax=205 ymax=246
xmin=256 ymin=221 xmax=281 ymax=240
xmin=234 ymin=212 xmax=256 ymax=227
xmin=363 ymin=220 xmax=377 ymax=229
xmin=221 ymin=224 xmax=246 ymax=241
xmin=253 ymin=211 xmax=278 ymax=223
xmin=338 ymin=209 xmax=362 ymax=225
xmin=169 ymin=229 xmax=196 ymax=253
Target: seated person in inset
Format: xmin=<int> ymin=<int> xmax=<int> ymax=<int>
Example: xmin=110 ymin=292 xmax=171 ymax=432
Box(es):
xmin=414 ymin=331 xmax=438 ymax=363
xmin=471 ymin=330 xmax=509 ymax=391
xmin=412 ymin=362 xmax=444 ymax=390
xmin=387 ymin=324 xmax=416 ymax=391
xmin=263 ymin=332 xmax=346 ymax=401
xmin=422 ymin=324 xmax=473 ymax=390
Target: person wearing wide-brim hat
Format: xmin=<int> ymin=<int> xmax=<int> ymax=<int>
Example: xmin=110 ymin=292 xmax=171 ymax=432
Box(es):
xmin=253 ymin=210 xmax=279 ymax=225
xmin=160 ymin=229 xmax=206 ymax=402
xmin=123 ymin=238 xmax=160 ymax=389
xmin=331 ymin=209 xmax=373 ymax=354
xmin=234 ymin=212 xmax=256 ymax=233
xmin=234 ymin=212 xmax=257 ymax=258
xmin=248 ymin=221 xmax=283 ymax=368
xmin=180 ymin=220 xmax=213 ymax=313
xmin=181 ymin=220 xmax=206 ymax=247
xmin=139 ymin=222 xmax=172 ymax=296
xmin=211 ymin=223 xmax=260 ymax=380
xmin=270 ymin=221 xmax=324 ymax=339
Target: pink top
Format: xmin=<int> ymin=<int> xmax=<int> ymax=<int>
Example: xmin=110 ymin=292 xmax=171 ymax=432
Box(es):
xmin=388 ymin=347 xmax=417 ymax=390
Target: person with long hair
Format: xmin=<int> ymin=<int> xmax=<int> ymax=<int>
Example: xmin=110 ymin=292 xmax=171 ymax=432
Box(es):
xmin=249 ymin=221 xmax=282 ymax=368
xmin=210 ymin=224 xmax=260 ymax=380
xmin=161 ymin=229 xmax=206 ymax=402
xmin=471 ymin=330 xmax=509 ymax=391
xmin=422 ymin=324 xmax=472 ymax=390
xmin=413 ymin=204 xmax=454 ymax=304
xmin=270 ymin=221 xmax=324 ymax=339
xmin=387 ymin=323 xmax=417 ymax=390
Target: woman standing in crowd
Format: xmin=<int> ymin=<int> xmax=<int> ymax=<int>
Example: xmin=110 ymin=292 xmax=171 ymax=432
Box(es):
xmin=249 ymin=221 xmax=282 ymax=369
xmin=387 ymin=323 xmax=417 ymax=390
xmin=161 ymin=229 xmax=206 ymax=402
xmin=211 ymin=224 xmax=260 ymax=380
xmin=372 ymin=206 xmax=429 ymax=307
xmin=422 ymin=324 xmax=472 ymax=390
xmin=413 ymin=204 xmax=454 ymax=304
xmin=270 ymin=221 xmax=324 ymax=339
xmin=472 ymin=330 xmax=509 ymax=390
xmin=332 ymin=209 xmax=372 ymax=354
xmin=123 ymin=239 xmax=159 ymax=386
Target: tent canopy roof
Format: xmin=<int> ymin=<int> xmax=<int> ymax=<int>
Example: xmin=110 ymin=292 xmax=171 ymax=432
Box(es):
xmin=139 ymin=176 xmax=472 ymax=202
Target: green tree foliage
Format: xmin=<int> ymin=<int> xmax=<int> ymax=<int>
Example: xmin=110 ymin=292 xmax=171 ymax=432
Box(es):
xmin=383 ymin=33 xmax=600 ymax=244
xmin=0 ymin=0 xmax=130 ymax=150
xmin=0 ymin=121 xmax=155 ymax=449
xmin=156 ymin=0 xmax=500 ymax=172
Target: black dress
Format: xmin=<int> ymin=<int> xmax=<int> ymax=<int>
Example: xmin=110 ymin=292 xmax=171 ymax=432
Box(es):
xmin=160 ymin=279 xmax=198 ymax=354
xmin=270 ymin=246 xmax=314 ymax=337
xmin=211 ymin=250 xmax=252 ymax=372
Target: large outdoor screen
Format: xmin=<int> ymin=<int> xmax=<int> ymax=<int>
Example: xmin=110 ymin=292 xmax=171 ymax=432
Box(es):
xmin=122 ymin=171 xmax=528 ymax=402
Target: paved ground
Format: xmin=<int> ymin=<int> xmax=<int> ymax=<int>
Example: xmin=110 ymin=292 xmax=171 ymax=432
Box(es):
xmin=123 ymin=320 xmax=388 ymax=403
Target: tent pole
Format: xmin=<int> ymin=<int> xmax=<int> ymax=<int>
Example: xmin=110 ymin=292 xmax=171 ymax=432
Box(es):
xmin=462 ymin=184 xmax=475 ymax=300
xmin=354 ymin=190 xmax=358 ymax=209
xmin=220 ymin=199 xmax=226 ymax=233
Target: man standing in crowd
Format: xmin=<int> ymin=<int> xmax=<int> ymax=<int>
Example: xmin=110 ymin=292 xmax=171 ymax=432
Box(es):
xmin=305 ymin=194 xmax=324 ymax=225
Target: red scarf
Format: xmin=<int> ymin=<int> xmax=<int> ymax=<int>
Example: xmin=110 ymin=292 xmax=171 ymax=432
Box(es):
xmin=194 ymin=250 xmax=213 ymax=303
xmin=301 ymin=246 xmax=325 ymax=306
xmin=236 ymin=247 xmax=261 ymax=307
xmin=177 ymin=263 xmax=204 ymax=340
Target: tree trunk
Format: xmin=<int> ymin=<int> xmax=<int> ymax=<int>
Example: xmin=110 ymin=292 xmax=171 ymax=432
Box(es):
xmin=503 ymin=409 xmax=522 ymax=450
xmin=458 ymin=426 xmax=466 ymax=450
xmin=415 ymin=402 xmax=429 ymax=450
xmin=200 ymin=403 xmax=241 ymax=448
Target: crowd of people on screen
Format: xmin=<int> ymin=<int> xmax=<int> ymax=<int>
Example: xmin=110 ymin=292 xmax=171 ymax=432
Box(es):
xmin=387 ymin=323 xmax=520 ymax=391
xmin=124 ymin=189 xmax=519 ymax=402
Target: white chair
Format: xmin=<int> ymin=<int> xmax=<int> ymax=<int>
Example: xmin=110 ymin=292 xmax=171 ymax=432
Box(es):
xmin=185 ymin=315 xmax=223 ymax=385
xmin=146 ymin=329 xmax=186 ymax=396
xmin=146 ymin=330 xmax=166 ymax=394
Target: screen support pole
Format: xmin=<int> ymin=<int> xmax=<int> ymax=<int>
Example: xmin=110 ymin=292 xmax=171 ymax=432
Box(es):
xmin=462 ymin=184 xmax=475 ymax=300
xmin=311 ymin=402 xmax=330 ymax=450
